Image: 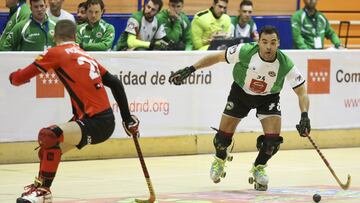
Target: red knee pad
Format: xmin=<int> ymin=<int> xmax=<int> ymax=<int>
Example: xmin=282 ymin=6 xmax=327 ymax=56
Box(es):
xmin=38 ymin=126 xmax=64 ymax=148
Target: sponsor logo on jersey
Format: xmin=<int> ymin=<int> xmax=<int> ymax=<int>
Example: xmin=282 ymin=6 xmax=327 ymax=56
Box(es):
xmin=36 ymin=69 xmax=64 ymax=98
xmin=307 ymin=59 xmax=330 ymax=94
xmin=268 ymin=71 xmax=276 ymax=77
xmin=250 ymin=79 xmax=267 ymax=93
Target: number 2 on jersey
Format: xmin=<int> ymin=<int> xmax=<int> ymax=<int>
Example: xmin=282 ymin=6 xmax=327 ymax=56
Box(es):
xmin=77 ymin=56 xmax=100 ymax=80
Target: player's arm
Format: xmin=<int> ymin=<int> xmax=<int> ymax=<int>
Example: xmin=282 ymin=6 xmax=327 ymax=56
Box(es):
xmin=324 ymin=17 xmax=342 ymax=48
xmin=101 ymin=68 xmax=139 ymax=136
xmin=169 ymin=50 xmax=226 ymax=85
xmin=293 ymin=83 xmax=309 ymax=114
xmin=191 ymin=16 xmax=204 ymax=50
xmin=9 ymin=63 xmax=41 ymax=86
xmin=291 ymin=13 xmax=310 ymax=49
xmin=127 ymin=34 xmax=151 ymax=49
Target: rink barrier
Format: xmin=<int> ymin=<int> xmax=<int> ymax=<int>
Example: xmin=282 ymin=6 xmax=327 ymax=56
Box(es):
xmin=0 ymin=129 xmax=359 ymax=164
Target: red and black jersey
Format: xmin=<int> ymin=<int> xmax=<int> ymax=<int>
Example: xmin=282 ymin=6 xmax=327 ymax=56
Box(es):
xmin=34 ymin=43 xmax=111 ymax=119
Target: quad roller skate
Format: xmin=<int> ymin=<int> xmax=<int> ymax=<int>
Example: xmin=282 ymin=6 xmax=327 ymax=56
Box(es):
xmin=248 ymin=164 xmax=268 ymax=191
xmin=210 ymin=154 xmax=233 ymax=183
xmin=17 ymin=177 xmax=52 ymax=203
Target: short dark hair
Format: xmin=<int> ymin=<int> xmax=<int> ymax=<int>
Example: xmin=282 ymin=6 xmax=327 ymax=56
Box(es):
xmin=86 ymin=0 xmax=104 ymax=10
xmin=169 ymin=0 xmax=183 ymax=4
xmin=30 ymin=0 xmax=45 ymax=5
xmin=150 ymin=0 xmax=163 ymax=11
xmin=55 ymin=20 xmax=77 ymax=41
xmin=78 ymin=1 xmax=87 ymax=9
xmin=214 ymin=0 xmax=228 ymax=4
xmin=240 ymin=0 xmax=253 ymax=8
xmin=259 ymin=25 xmax=280 ymax=39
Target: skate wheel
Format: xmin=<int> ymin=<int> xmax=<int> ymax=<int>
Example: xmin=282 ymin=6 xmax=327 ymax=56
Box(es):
xmin=254 ymin=183 xmax=258 ymax=190
xmin=227 ymin=155 xmax=233 ymax=162
xmin=221 ymin=171 xmax=226 ymax=178
xmin=248 ymin=177 xmax=254 ymax=184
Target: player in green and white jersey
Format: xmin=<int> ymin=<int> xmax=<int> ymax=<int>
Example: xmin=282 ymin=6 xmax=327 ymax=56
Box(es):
xmin=230 ymin=0 xmax=258 ymax=42
xmin=114 ymin=0 xmax=169 ymax=51
xmin=169 ymin=25 xmax=311 ymax=190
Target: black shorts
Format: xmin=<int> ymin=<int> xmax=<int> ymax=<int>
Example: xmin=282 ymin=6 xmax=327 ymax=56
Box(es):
xmin=223 ymin=82 xmax=281 ymax=119
xmin=75 ymin=108 xmax=115 ymax=149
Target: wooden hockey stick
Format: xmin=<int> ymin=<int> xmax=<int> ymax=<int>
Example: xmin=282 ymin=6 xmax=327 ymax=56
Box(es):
xmin=132 ymin=134 xmax=156 ymax=203
xmin=306 ymin=134 xmax=351 ymax=190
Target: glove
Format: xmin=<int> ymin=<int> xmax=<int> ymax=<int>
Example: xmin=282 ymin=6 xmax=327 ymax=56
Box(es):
xmin=149 ymin=39 xmax=169 ymax=50
xmin=122 ymin=115 xmax=140 ymax=137
xmin=296 ymin=112 xmax=311 ymax=137
xmin=169 ymin=66 xmax=196 ymax=85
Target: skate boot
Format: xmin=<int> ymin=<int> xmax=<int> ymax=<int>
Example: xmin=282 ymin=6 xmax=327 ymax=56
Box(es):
xmin=248 ymin=164 xmax=268 ymax=191
xmin=210 ymin=154 xmax=233 ymax=183
xmin=17 ymin=177 xmax=52 ymax=203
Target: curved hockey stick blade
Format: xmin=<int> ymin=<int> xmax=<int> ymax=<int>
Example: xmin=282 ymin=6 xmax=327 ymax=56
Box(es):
xmin=339 ymin=174 xmax=351 ymax=190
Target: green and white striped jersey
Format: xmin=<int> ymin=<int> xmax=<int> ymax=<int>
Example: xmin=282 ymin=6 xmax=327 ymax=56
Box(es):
xmin=225 ymin=43 xmax=305 ymax=95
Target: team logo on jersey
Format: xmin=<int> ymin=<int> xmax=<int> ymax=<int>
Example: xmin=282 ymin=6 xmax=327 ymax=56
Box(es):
xmin=127 ymin=22 xmax=135 ymax=29
xmin=229 ymin=45 xmax=237 ymax=54
xmin=152 ymin=26 xmax=157 ymax=32
xmin=49 ymin=30 xmax=55 ymax=36
xmin=36 ymin=69 xmax=64 ymax=98
xmin=225 ymin=101 xmax=234 ymax=110
xmin=96 ymin=32 xmax=103 ymax=38
xmin=307 ymin=59 xmax=330 ymax=94
xmin=268 ymin=71 xmax=276 ymax=77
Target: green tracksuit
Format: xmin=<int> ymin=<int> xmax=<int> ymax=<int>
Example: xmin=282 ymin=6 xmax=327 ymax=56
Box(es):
xmin=0 ymin=0 xmax=31 ymax=48
xmin=157 ymin=10 xmax=192 ymax=50
xmin=291 ymin=8 xmax=341 ymax=49
xmin=0 ymin=15 xmax=56 ymax=51
xmin=76 ymin=19 xmax=115 ymax=51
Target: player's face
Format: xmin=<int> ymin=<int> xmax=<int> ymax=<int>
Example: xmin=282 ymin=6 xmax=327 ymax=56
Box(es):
xmin=48 ymin=0 xmax=63 ymax=12
xmin=303 ymin=0 xmax=317 ymax=9
xmin=86 ymin=3 xmax=103 ymax=25
xmin=144 ymin=0 xmax=160 ymax=21
xmin=213 ymin=1 xmax=227 ymax=18
xmin=258 ymin=33 xmax=279 ymax=61
xmin=169 ymin=2 xmax=183 ymax=15
xmin=77 ymin=6 xmax=87 ymax=23
xmin=239 ymin=5 xmax=253 ymax=23
xmin=5 ymin=0 xmax=17 ymax=8
xmin=30 ymin=0 xmax=47 ymax=23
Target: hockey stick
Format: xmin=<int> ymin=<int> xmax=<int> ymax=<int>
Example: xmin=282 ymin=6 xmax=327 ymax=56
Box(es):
xmin=306 ymin=134 xmax=351 ymax=190
xmin=132 ymin=134 xmax=156 ymax=203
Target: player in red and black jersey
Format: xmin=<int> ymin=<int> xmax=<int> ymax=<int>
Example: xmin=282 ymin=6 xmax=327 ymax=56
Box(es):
xmin=9 ymin=19 xmax=139 ymax=203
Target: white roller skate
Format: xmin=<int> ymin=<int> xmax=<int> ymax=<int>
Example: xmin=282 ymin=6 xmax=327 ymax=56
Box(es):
xmin=248 ymin=164 xmax=268 ymax=191
xmin=210 ymin=154 xmax=233 ymax=183
xmin=17 ymin=177 xmax=52 ymax=203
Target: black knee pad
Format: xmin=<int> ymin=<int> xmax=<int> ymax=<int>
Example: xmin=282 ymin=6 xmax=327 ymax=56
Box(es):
xmin=213 ymin=131 xmax=233 ymax=151
xmin=256 ymin=135 xmax=283 ymax=156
